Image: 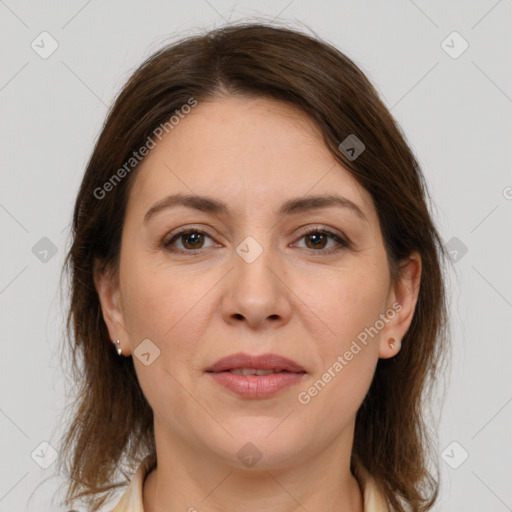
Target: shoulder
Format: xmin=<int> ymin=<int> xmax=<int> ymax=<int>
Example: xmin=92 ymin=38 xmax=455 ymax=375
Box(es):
xmin=352 ymin=456 xmax=391 ymax=512
xmin=110 ymin=452 xmax=157 ymax=512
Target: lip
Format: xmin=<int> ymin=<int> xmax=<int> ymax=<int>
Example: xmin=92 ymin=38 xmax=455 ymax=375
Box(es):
xmin=205 ymin=352 xmax=306 ymax=373
xmin=205 ymin=352 xmax=307 ymax=399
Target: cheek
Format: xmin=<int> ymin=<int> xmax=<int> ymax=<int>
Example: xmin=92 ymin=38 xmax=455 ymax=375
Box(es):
xmin=298 ymin=353 xmax=376 ymax=447
xmin=292 ymin=265 xmax=387 ymax=408
xmin=119 ymin=256 xmax=211 ymax=417
xmin=295 ymin=273 xmax=384 ymax=409
xmin=121 ymin=273 xmax=175 ymax=341
xmin=119 ymin=251 xmax=217 ymax=363
xmin=295 ymin=262 xmax=389 ymax=352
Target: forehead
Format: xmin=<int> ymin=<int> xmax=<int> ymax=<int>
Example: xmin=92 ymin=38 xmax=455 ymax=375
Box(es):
xmin=126 ymin=96 xmax=376 ymax=223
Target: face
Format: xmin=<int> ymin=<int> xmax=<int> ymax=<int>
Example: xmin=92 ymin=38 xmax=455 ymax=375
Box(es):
xmin=95 ymin=95 xmax=420 ymax=469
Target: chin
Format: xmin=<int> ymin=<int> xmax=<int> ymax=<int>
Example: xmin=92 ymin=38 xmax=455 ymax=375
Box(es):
xmin=208 ymin=427 xmax=307 ymax=470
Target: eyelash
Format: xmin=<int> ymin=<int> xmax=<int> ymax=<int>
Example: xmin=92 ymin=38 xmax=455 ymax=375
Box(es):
xmin=162 ymin=226 xmax=350 ymax=256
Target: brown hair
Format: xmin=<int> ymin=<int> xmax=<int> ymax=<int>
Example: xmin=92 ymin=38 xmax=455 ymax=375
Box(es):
xmin=58 ymin=21 xmax=449 ymax=511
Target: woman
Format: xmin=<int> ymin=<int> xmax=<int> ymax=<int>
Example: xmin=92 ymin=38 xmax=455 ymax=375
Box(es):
xmin=58 ymin=22 xmax=449 ymax=512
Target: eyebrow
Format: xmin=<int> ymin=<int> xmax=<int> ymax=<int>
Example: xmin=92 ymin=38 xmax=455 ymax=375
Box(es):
xmin=143 ymin=193 xmax=368 ymax=223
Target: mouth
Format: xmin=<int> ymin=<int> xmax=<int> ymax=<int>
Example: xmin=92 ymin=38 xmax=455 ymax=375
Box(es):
xmin=205 ymin=352 xmax=306 ymax=374
xmin=222 ymin=368 xmax=297 ymax=376
xmin=205 ymin=353 xmax=306 ymax=398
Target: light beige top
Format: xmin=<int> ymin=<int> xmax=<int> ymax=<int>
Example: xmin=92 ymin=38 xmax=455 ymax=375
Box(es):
xmin=111 ymin=452 xmax=390 ymax=511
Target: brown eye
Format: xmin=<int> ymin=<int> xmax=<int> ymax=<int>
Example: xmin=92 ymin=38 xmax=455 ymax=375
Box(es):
xmin=163 ymin=229 xmax=217 ymax=253
xmin=180 ymin=231 xmax=205 ymax=250
xmin=304 ymin=232 xmax=329 ymax=250
xmin=294 ymin=228 xmax=350 ymax=254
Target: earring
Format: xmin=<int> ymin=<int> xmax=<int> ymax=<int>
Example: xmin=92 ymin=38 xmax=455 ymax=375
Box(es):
xmin=389 ymin=338 xmax=401 ymax=351
xmin=114 ymin=339 xmax=122 ymax=356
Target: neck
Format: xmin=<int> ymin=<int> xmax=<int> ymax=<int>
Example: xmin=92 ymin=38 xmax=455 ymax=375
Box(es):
xmin=143 ymin=424 xmax=364 ymax=512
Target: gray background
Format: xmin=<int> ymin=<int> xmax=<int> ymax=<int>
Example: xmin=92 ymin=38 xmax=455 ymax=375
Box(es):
xmin=1 ymin=1 xmax=511 ymax=511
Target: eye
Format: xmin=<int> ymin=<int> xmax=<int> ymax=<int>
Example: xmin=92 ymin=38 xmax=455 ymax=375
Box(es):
xmin=293 ymin=227 xmax=350 ymax=254
xmin=163 ymin=228 xmax=219 ymax=253
xmin=162 ymin=226 xmax=351 ymax=255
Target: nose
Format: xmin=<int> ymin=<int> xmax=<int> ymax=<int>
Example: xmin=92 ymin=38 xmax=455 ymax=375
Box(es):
xmin=221 ymin=237 xmax=293 ymax=330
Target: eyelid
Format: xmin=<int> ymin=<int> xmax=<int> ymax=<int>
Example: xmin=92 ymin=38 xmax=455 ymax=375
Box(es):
xmin=293 ymin=224 xmax=350 ymax=243
xmin=162 ymin=225 xmax=218 ymax=248
xmin=162 ymin=224 xmax=351 ymax=254
xmin=291 ymin=224 xmax=351 ymax=252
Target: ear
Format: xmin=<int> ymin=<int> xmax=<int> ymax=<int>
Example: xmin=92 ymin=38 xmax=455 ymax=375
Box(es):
xmin=93 ymin=258 xmax=130 ymax=356
xmin=378 ymin=251 xmax=422 ymax=359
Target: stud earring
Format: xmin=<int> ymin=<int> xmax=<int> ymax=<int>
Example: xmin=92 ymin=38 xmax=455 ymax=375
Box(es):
xmin=114 ymin=339 xmax=122 ymax=356
xmin=389 ymin=337 xmax=401 ymax=351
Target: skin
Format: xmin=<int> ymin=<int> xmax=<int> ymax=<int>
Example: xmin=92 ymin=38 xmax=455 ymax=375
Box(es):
xmin=95 ymin=95 xmax=421 ymax=512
